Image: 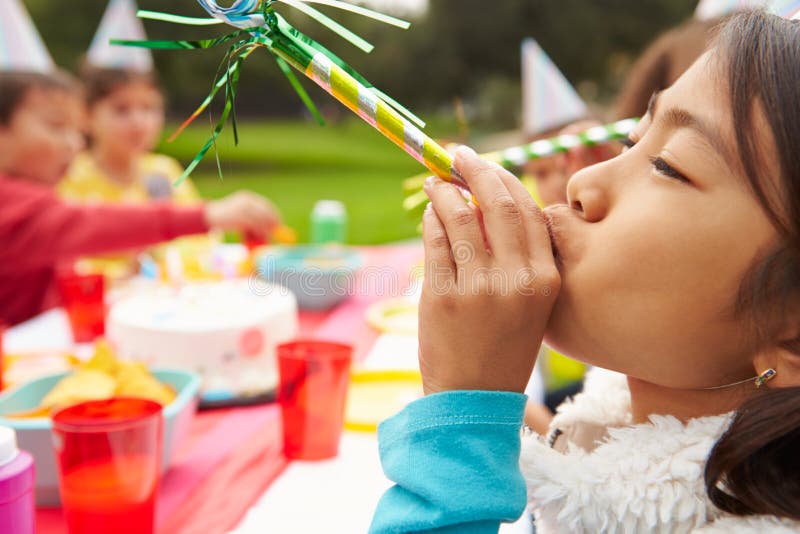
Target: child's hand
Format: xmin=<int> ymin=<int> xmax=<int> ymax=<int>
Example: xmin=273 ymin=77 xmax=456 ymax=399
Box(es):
xmin=419 ymin=147 xmax=560 ymax=395
xmin=205 ymin=191 xmax=280 ymax=238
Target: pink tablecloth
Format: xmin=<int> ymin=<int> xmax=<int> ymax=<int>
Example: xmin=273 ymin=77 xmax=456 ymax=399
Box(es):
xmin=36 ymin=243 xmax=422 ymax=534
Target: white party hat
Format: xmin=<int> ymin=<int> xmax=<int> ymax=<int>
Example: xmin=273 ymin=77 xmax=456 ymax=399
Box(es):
xmin=0 ymin=0 xmax=55 ymax=72
xmin=521 ymin=38 xmax=588 ymax=136
xmin=87 ymin=0 xmax=153 ymax=71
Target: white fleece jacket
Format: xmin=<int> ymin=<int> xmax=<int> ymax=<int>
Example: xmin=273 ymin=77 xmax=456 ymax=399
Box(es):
xmin=520 ymin=368 xmax=800 ymax=534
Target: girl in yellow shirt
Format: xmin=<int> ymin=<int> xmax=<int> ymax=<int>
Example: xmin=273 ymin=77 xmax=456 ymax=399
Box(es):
xmin=60 ymin=67 xmax=199 ymax=205
xmin=59 ymin=67 xmax=215 ymax=278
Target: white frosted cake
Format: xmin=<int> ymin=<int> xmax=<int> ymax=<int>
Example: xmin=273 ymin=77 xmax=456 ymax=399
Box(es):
xmin=108 ymin=280 xmax=298 ymax=400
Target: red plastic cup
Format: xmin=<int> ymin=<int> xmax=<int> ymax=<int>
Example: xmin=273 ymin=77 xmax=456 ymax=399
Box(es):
xmin=56 ymin=273 xmax=106 ymax=343
xmin=277 ymin=340 xmax=353 ymax=460
xmin=52 ymin=398 xmax=163 ymax=534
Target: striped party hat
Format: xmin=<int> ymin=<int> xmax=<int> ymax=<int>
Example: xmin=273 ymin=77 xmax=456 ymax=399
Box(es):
xmin=521 ymin=38 xmax=588 ymax=136
xmin=87 ymin=0 xmax=153 ymax=71
xmin=0 ymin=0 xmax=55 ymax=72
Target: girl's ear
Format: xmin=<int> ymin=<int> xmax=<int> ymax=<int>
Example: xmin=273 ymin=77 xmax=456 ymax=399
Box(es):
xmin=753 ymin=295 xmax=800 ymax=388
xmin=753 ymin=330 xmax=800 ymax=389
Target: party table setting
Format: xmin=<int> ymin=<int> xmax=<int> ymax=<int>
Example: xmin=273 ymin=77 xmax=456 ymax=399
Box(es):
xmin=1 ymin=239 xmax=433 ymax=533
xmin=0 ymin=3 xmax=442 ymax=529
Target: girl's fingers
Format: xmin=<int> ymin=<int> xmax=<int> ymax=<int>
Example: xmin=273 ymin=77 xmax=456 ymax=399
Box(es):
xmin=493 ymin=164 xmax=556 ymax=264
xmin=422 ymin=202 xmax=456 ymax=285
xmin=424 ymin=177 xmax=489 ymax=268
xmin=454 ymin=147 xmax=526 ymax=262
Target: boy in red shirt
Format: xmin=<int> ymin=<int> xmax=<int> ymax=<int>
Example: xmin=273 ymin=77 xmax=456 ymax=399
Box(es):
xmin=0 ymin=71 xmax=279 ymax=325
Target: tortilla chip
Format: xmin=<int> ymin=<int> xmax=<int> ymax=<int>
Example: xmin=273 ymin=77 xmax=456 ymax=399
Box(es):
xmin=83 ymin=339 xmax=118 ymax=375
xmin=115 ymin=362 xmax=176 ymax=406
xmin=7 ymin=340 xmax=177 ymax=419
xmin=39 ymin=369 xmax=117 ymax=412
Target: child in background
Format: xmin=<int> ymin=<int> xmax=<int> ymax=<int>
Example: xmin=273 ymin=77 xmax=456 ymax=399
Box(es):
xmin=0 ymin=69 xmax=278 ymax=326
xmin=59 ymin=66 xmax=199 ymax=206
xmin=59 ymin=0 xmax=198 ymax=206
xmin=59 ymin=66 xmax=217 ymax=278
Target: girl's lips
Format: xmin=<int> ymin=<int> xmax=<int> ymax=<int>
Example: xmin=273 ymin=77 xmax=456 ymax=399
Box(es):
xmin=543 ymin=204 xmax=573 ymax=265
xmin=543 ymin=211 xmax=559 ymax=259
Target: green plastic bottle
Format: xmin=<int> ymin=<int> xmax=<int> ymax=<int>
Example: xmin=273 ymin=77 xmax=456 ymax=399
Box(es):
xmin=310 ymin=200 xmax=348 ymax=244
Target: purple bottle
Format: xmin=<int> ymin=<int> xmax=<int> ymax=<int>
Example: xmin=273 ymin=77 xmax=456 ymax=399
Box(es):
xmin=0 ymin=426 xmax=35 ymax=534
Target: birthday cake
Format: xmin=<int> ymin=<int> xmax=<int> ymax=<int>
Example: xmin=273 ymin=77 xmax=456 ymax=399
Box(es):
xmin=107 ymin=280 xmax=298 ymax=401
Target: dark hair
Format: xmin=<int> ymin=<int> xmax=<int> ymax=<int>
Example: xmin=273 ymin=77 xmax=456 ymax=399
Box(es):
xmin=79 ymin=65 xmax=161 ymax=108
xmin=704 ymin=12 xmax=800 ymax=520
xmin=0 ymin=69 xmax=81 ymax=125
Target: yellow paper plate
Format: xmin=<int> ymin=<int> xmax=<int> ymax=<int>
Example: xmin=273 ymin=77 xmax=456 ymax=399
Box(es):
xmin=345 ymin=370 xmax=424 ymax=432
xmin=365 ymin=298 xmax=419 ymax=334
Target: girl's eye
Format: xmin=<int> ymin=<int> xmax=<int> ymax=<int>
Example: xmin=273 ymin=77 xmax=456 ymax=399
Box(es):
xmin=619 ymin=136 xmax=636 ymax=153
xmin=650 ymin=156 xmax=690 ymax=184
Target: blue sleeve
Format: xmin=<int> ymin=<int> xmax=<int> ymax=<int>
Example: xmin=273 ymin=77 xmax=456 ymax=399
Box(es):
xmin=369 ymin=390 xmax=528 ymax=534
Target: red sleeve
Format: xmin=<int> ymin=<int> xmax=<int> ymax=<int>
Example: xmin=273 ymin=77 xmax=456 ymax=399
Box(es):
xmin=0 ymin=177 xmax=209 ymax=268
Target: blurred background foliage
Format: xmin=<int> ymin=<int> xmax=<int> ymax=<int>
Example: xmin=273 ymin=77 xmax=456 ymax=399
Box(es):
xmin=30 ymin=0 xmax=696 ymax=127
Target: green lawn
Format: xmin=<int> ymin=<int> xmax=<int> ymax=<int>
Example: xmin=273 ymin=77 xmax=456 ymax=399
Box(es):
xmin=157 ymin=117 xmax=457 ymax=244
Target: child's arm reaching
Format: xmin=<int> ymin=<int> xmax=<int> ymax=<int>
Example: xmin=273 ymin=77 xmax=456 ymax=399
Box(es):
xmin=0 ymin=179 xmax=277 ymax=267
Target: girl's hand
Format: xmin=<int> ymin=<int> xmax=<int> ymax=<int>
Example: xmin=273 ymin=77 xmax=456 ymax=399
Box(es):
xmin=419 ymin=147 xmax=561 ymax=395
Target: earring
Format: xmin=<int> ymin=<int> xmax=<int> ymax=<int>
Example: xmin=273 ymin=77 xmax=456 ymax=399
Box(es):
xmin=755 ymin=368 xmax=777 ymax=388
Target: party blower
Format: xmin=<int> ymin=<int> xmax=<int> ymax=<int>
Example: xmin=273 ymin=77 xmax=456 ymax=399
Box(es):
xmin=113 ymin=0 xmax=472 ymax=189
